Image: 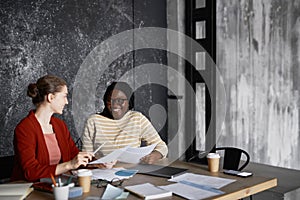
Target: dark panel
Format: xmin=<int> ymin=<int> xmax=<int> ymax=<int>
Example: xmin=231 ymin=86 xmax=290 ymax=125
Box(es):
xmin=133 ymin=0 xmax=168 ymax=142
xmin=0 ymin=0 xmax=168 ymax=156
xmin=0 ymin=0 xmax=133 ymax=155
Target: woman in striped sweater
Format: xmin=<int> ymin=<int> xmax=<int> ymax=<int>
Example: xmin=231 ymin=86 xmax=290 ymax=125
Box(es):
xmin=82 ymin=82 xmax=168 ymax=164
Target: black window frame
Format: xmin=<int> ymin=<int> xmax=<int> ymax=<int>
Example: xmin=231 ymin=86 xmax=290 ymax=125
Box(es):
xmin=185 ymin=0 xmax=217 ymax=162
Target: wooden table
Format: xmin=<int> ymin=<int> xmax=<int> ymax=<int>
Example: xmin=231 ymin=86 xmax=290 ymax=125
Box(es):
xmin=27 ymin=160 xmax=277 ymax=200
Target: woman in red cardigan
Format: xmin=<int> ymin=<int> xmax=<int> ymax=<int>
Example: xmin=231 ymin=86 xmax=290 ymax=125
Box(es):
xmin=11 ymin=75 xmax=94 ymax=182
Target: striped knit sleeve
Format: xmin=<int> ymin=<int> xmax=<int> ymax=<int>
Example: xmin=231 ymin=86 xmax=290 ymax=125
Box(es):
xmin=81 ymin=116 xmax=96 ymax=152
xmin=140 ymin=114 xmax=168 ymax=157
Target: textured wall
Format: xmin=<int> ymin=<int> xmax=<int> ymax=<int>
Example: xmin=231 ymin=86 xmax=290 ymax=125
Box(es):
xmin=217 ymin=0 xmax=300 ymax=170
xmin=0 ymin=0 xmax=167 ymax=156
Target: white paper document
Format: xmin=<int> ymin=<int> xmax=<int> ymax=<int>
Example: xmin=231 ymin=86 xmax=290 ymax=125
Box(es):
xmin=101 ymin=184 xmax=129 ymax=200
xmin=91 ymin=168 xmax=137 ymax=181
xmin=158 ymin=173 xmax=236 ymax=200
xmin=159 ymin=182 xmax=221 ymax=200
xmin=89 ymin=144 xmax=156 ymax=164
xmin=169 ymin=172 xmax=236 ymax=189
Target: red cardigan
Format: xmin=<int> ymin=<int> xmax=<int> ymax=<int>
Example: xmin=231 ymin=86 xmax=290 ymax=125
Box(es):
xmin=11 ymin=110 xmax=79 ymax=182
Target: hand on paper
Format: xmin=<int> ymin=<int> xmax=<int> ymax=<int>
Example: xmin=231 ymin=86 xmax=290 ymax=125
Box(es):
xmin=89 ymin=160 xmax=117 ymax=169
xmin=140 ymin=151 xmax=163 ymax=164
xmin=102 ymin=160 xmax=117 ymax=169
xmin=70 ymin=152 xmax=93 ymax=168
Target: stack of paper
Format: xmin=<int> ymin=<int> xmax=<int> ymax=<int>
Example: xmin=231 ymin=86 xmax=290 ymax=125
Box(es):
xmin=158 ymin=173 xmax=236 ymax=199
xmin=168 ymin=173 xmax=236 ymax=188
xmin=0 ymin=183 xmax=33 ymax=200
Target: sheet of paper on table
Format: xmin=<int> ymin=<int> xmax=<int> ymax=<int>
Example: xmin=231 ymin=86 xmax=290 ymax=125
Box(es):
xmin=101 ymin=184 xmax=129 ymax=200
xmin=91 ymin=168 xmax=138 ymax=181
xmin=168 ymin=172 xmax=236 ymax=189
xmin=159 ymin=172 xmax=236 ymax=200
xmin=159 ymin=182 xmax=222 ymax=200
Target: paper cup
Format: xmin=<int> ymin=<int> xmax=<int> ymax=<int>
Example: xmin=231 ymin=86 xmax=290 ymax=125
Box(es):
xmin=52 ymin=184 xmax=69 ymax=200
xmin=77 ymin=169 xmax=92 ymax=193
xmin=207 ymin=153 xmax=220 ymax=172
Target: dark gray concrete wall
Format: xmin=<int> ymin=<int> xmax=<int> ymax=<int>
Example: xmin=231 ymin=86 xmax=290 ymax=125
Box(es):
xmin=0 ymin=0 xmax=168 ymax=156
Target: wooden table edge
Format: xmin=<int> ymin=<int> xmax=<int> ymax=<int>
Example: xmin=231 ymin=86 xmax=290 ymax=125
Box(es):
xmin=211 ymin=178 xmax=277 ymax=200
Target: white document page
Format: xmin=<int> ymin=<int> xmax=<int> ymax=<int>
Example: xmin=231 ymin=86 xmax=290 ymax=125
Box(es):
xmin=101 ymin=184 xmax=129 ymax=200
xmin=91 ymin=168 xmax=134 ymax=181
xmin=169 ymin=173 xmax=236 ymax=189
xmin=159 ymin=182 xmax=221 ymax=200
xmin=89 ymin=144 xmax=156 ymax=164
xmin=117 ymin=144 xmax=156 ymax=163
xmin=89 ymin=147 xmax=128 ymax=164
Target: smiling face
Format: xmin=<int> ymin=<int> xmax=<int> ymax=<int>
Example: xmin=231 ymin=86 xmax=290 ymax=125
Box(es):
xmin=50 ymin=85 xmax=69 ymax=114
xmin=107 ymin=89 xmax=129 ymax=120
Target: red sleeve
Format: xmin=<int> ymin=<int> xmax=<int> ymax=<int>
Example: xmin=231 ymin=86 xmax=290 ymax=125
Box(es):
xmin=14 ymin=122 xmax=57 ymax=182
xmin=13 ymin=113 xmax=80 ymax=182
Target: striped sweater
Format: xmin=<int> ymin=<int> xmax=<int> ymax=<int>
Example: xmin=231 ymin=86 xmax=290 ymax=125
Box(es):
xmin=81 ymin=110 xmax=168 ymax=158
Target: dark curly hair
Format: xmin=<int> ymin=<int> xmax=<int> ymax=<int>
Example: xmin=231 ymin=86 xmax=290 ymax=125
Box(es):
xmin=100 ymin=81 xmax=134 ymax=119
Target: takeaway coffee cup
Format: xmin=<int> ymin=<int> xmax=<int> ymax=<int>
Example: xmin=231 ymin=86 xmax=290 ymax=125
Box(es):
xmin=207 ymin=153 xmax=220 ymax=172
xmin=77 ymin=169 xmax=92 ymax=193
xmin=52 ymin=184 xmax=69 ymax=200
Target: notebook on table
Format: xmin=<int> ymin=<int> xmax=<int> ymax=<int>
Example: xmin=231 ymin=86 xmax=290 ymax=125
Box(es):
xmin=0 ymin=183 xmax=33 ymax=200
xmin=125 ymin=183 xmax=172 ymax=199
xmin=129 ymin=164 xmax=188 ymax=178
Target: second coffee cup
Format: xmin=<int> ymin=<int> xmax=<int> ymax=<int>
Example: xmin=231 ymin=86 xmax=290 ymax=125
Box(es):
xmin=207 ymin=153 xmax=220 ymax=172
xmin=77 ymin=169 xmax=92 ymax=193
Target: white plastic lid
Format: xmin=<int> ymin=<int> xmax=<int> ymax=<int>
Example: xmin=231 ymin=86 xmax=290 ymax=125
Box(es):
xmin=77 ymin=169 xmax=92 ymax=177
xmin=206 ymin=153 xmax=220 ymax=159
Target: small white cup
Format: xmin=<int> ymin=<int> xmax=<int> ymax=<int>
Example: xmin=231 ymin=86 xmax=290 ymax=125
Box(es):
xmin=52 ymin=184 xmax=69 ymax=200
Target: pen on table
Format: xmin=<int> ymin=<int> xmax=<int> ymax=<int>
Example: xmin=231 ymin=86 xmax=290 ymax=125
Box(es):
xmin=50 ymin=174 xmax=57 ymax=187
xmin=93 ymin=142 xmax=106 ymax=156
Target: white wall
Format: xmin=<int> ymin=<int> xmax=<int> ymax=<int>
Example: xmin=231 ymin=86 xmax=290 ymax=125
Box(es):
xmin=217 ymin=0 xmax=300 ymax=170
